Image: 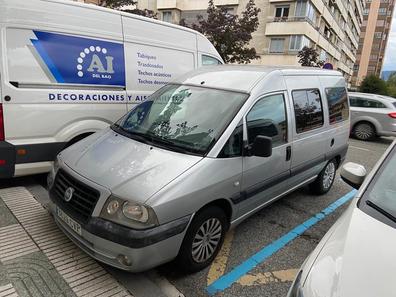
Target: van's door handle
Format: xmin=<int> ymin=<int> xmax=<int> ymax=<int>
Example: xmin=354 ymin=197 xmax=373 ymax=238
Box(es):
xmin=286 ymin=146 xmax=291 ymax=161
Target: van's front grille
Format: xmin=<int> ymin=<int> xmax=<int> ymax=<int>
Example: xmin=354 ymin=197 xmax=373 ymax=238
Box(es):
xmin=51 ymin=169 xmax=100 ymax=223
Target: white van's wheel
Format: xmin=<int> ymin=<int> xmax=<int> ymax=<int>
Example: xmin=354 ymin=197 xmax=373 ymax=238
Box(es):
xmin=353 ymin=122 xmax=375 ymax=141
xmin=309 ymin=159 xmax=337 ymax=195
xmin=177 ymin=207 xmax=227 ymax=273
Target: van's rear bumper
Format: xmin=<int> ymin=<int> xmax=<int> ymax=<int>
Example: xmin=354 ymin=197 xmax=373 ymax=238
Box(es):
xmin=0 ymin=141 xmax=16 ymax=178
xmin=0 ymin=141 xmax=67 ymax=178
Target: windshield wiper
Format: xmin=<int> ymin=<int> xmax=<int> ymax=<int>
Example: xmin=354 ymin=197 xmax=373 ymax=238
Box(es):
xmin=146 ymin=133 xmax=203 ymax=155
xmin=366 ymin=200 xmax=396 ymax=223
xmin=112 ymin=125 xmax=154 ymax=145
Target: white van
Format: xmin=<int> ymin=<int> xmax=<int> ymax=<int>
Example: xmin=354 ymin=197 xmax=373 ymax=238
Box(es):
xmin=0 ymin=0 xmax=223 ymax=178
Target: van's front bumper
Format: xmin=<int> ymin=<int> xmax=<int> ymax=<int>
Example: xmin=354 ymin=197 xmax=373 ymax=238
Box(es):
xmin=48 ymin=201 xmax=191 ymax=272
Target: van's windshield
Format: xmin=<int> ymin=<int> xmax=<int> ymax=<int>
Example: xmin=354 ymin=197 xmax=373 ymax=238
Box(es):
xmin=112 ymin=84 xmax=248 ymax=156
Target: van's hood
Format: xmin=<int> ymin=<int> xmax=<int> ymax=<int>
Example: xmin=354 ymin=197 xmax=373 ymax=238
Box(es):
xmin=61 ymin=128 xmax=202 ymax=203
xmin=303 ymin=205 xmax=396 ymax=297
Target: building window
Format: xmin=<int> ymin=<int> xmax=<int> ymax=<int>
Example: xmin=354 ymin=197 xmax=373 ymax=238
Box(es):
xmin=289 ymin=35 xmax=310 ymax=51
xmin=378 ymin=8 xmax=387 ymax=15
xmin=326 ymin=88 xmax=349 ymax=124
xmin=295 ymin=0 xmax=316 ymax=23
xmin=292 ymin=89 xmax=324 ymax=133
xmin=269 ymin=38 xmax=285 ymax=53
xmin=374 ymin=32 xmax=383 ymax=39
xmin=275 ymin=5 xmax=290 ymax=20
xmin=363 ymin=8 xmax=369 ymax=15
xmin=162 ymin=11 xmax=172 ymax=23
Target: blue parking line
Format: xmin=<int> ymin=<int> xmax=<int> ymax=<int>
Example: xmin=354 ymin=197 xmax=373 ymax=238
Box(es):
xmin=206 ymin=189 xmax=358 ymax=295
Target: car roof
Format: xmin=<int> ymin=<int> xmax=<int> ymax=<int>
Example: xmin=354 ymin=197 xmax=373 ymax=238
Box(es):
xmin=349 ymin=92 xmax=396 ymax=102
xmin=173 ymin=65 xmax=342 ymax=93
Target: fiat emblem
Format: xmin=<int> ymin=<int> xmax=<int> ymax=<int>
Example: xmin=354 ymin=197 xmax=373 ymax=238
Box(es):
xmin=64 ymin=187 xmax=74 ymax=202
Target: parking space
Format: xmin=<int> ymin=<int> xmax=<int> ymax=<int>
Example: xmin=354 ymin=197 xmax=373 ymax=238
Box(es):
xmin=0 ymin=137 xmax=393 ymax=297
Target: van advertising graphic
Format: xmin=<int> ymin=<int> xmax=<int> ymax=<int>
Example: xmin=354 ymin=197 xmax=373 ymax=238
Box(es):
xmin=31 ymin=31 xmax=125 ymax=86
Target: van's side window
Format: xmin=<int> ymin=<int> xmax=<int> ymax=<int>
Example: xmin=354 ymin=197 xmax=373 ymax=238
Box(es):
xmin=246 ymin=94 xmax=288 ymax=147
xmin=326 ymin=87 xmax=349 ymax=124
xmin=349 ymin=97 xmax=387 ymax=108
xmin=218 ymin=123 xmax=243 ymax=158
xmin=292 ymin=89 xmax=324 ymax=133
xmin=202 ymin=55 xmax=222 ymax=65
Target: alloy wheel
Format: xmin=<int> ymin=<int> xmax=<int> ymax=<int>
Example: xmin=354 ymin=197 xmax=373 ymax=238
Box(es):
xmin=191 ymin=218 xmax=222 ymax=263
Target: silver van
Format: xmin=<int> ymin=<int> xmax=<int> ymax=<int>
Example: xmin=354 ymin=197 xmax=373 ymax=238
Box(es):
xmin=349 ymin=92 xmax=396 ymax=140
xmin=48 ymin=66 xmax=350 ymax=272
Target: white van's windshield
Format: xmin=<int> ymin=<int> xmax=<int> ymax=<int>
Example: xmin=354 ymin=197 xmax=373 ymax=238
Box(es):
xmin=112 ymin=84 xmax=248 ymax=156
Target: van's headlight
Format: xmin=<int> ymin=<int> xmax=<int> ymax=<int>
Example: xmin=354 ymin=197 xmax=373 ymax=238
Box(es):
xmin=288 ymin=270 xmax=304 ymax=297
xmin=100 ymin=196 xmax=158 ymax=229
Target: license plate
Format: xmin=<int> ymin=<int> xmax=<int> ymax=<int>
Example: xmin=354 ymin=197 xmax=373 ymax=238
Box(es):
xmin=56 ymin=206 xmax=82 ymax=236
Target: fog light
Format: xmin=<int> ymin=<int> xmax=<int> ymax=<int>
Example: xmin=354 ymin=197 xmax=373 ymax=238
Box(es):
xmin=117 ymin=254 xmax=132 ymax=266
xmin=107 ymin=200 xmax=120 ymax=215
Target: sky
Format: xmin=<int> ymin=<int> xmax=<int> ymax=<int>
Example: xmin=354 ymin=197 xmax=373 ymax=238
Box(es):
xmin=382 ymin=10 xmax=396 ymax=71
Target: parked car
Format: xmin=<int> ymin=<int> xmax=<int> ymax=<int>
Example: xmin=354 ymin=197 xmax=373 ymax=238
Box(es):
xmin=48 ymin=66 xmax=350 ymax=272
xmin=288 ymin=140 xmax=396 ymax=297
xmin=349 ymin=92 xmax=396 ymax=140
xmin=0 ymin=0 xmax=222 ymax=179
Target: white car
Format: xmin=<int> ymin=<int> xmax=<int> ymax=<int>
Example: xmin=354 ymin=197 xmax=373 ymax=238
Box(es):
xmin=288 ymin=140 xmax=396 ymax=297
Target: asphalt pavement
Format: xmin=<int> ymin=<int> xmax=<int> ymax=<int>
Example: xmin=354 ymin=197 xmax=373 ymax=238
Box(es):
xmin=0 ymin=137 xmax=393 ymax=297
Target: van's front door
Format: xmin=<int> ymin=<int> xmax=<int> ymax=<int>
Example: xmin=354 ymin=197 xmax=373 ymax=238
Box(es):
xmin=238 ymin=93 xmax=291 ymax=217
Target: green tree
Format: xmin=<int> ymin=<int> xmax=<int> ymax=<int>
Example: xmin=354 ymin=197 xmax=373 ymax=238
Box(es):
xmin=98 ymin=0 xmax=157 ymax=19
xmin=181 ymin=0 xmax=261 ymax=64
xmin=359 ymin=75 xmax=388 ymax=95
xmin=297 ymin=46 xmax=324 ymax=67
xmin=386 ymin=73 xmax=396 ymax=97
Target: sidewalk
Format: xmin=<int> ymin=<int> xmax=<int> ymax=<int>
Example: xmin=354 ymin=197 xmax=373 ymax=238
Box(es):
xmin=0 ymin=187 xmax=134 ymax=297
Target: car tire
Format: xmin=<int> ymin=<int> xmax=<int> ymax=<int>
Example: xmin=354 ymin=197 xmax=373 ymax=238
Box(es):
xmin=309 ymin=159 xmax=337 ymax=195
xmin=176 ymin=206 xmax=228 ymax=273
xmin=353 ymin=122 xmax=376 ymax=141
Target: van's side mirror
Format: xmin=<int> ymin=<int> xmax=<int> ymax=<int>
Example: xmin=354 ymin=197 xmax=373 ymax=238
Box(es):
xmin=340 ymin=162 xmax=367 ymax=189
xmin=251 ymin=136 xmax=272 ymax=157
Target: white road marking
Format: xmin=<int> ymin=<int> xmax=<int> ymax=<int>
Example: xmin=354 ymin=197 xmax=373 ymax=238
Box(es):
xmin=349 ymin=145 xmax=371 ymax=152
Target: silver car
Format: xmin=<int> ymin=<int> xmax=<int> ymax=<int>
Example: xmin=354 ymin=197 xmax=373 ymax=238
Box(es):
xmin=349 ymin=92 xmax=396 ymax=140
xmin=288 ymin=141 xmax=396 ymax=297
xmin=48 ymin=66 xmax=350 ymax=272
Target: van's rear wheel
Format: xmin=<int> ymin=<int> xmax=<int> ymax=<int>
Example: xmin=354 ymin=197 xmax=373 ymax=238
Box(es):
xmin=309 ymin=159 xmax=337 ymax=195
xmin=177 ymin=207 xmax=227 ymax=273
xmin=353 ymin=122 xmax=375 ymax=141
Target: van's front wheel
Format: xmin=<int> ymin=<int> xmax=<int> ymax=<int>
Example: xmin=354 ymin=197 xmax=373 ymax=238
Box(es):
xmin=177 ymin=207 xmax=227 ymax=273
xmin=309 ymin=159 xmax=337 ymax=195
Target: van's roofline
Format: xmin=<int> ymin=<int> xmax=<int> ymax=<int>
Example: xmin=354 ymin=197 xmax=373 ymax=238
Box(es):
xmin=173 ymin=65 xmax=344 ymax=93
xmin=43 ymin=0 xmax=209 ymax=40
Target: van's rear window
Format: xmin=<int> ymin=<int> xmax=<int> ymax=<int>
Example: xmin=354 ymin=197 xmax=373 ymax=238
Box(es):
xmin=326 ymin=87 xmax=349 ymax=124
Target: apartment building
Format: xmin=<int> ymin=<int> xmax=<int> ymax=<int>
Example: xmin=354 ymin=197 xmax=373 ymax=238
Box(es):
xmin=352 ymin=0 xmax=395 ymax=87
xmin=137 ymin=0 xmax=365 ymax=83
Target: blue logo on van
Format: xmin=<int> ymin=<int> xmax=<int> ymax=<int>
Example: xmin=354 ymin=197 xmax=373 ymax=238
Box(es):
xmin=31 ymin=31 xmax=125 ymax=86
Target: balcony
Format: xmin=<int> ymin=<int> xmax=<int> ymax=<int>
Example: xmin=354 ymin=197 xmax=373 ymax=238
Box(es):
xmin=157 ymin=0 xmax=239 ymax=10
xmin=265 ymin=17 xmax=341 ymax=60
